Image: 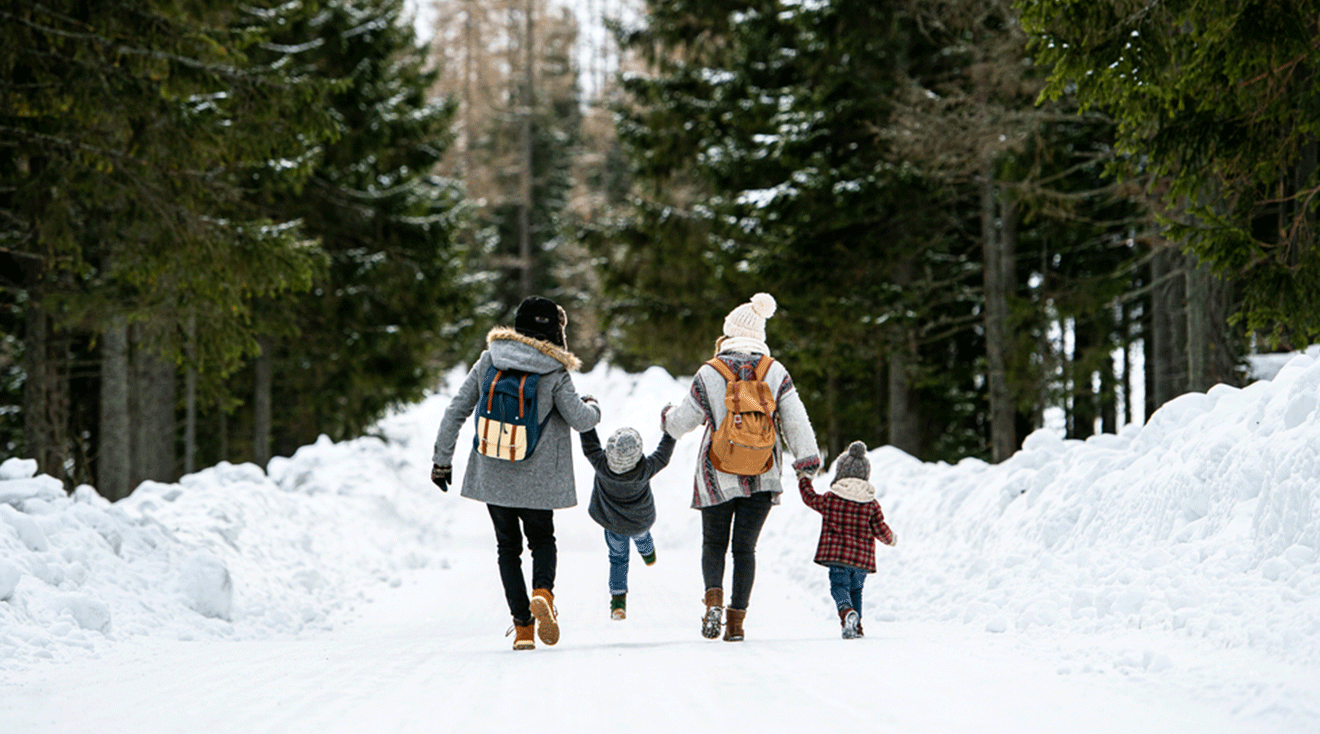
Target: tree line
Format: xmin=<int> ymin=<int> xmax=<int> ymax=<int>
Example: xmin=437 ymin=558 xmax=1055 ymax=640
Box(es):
xmin=587 ymin=0 xmax=1318 ymax=463
xmin=2 ymin=0 xmax=1317 ymax=497
xmin=1 ymin=0 xmax=477 ymax=497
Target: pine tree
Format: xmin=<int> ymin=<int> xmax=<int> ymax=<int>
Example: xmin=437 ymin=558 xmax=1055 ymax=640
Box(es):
xmin=223 ymin=0 xmax=476 ymax=458
xmin=1020 ymin=0 xmax=1320 ymax=348
xmin=1 ymin=0 xmax=336 ymax=490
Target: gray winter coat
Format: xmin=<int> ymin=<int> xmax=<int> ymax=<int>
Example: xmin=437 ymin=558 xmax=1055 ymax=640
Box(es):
xmin=581 ymin=428 xmax=676 ymax=536
xmin=432 ymin=327 xmax=601 ymax=510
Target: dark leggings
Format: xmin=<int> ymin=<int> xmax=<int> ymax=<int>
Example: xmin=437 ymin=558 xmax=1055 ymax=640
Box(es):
xmin=700 ymin=491 xmax=773 ymax=610
xmin=487 ymin=504 xmax=556 ymax=624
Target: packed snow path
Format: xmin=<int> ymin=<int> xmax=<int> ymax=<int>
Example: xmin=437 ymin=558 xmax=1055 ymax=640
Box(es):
xmin=4 ymin=356 xmax=1320 ymax=732
xmin=3 ymin=528 xmax=1270 ymax=734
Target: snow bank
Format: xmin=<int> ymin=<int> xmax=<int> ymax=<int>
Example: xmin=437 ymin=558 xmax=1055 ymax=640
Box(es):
xmin=767 ymin=351 xmax=1320 ymax=666
xmin=0 ymin=422 xmax=443 ymax=668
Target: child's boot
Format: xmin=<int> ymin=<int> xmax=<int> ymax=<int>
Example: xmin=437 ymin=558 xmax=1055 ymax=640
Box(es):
xmin=701 ymin=588 xmax=723 ymax=639
xmin=530 ymin=588 xmax=559 ymax=645
xmin=509 ymin=618 xmax=535 ymax=650
xmin=839 ymin=607 xmax=860 ymax=639
xmin=724 ymin=607 xmax=746 ymax=641
xmin=641 ymin=550 xmax=656 ymax=566
xmin=610 ymin=594 xmax=626 ymax=621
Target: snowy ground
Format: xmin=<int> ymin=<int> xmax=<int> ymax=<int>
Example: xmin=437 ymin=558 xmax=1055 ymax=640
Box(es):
xmin=3 ymin=350 xmax=1320 ymax=733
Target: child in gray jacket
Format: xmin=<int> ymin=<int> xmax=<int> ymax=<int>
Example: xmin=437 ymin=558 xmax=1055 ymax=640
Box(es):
xmin=580 ymin=424 xmax=676 ymax=619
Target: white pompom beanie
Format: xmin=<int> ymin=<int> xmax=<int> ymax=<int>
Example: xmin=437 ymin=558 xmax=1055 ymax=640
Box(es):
xmin=723 ymin=293 xmax=777 ymax=343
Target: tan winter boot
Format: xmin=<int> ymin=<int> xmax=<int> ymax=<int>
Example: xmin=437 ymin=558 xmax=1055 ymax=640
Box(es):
xmin=701 ymin=588 xmax=723 ymax=639
xmin=839 ymin=607 xmax=860 ymax=639
xmin=530 ymin=588 xmax=559 ymax=646
xmin=723 ymin=607 xmax=746 ymax=642
xmin=510 ymin=619 xmax=535 ymax=650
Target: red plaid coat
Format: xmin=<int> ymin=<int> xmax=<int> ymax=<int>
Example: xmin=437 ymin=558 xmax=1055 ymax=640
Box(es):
xmin=799 ymin=476 xmax=895 ymax=573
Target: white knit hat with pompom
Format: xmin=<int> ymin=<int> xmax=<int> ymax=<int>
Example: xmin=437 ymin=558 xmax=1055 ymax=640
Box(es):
xmin=723 ymin=293 xmax=777 ymax=342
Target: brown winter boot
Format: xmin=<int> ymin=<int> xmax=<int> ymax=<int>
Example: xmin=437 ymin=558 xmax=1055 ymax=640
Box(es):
xmin=701 ymin=588 xmax=724 ymax=639
xmin=839 ymin=607 xmax=860 ymax=639
xmin=723 ymin=607 xmax=746 ymax=642
xmin=530 ymin=588 xmax=559 ymax=646
xmin=510 ymin=619 xmax=535 ymax=650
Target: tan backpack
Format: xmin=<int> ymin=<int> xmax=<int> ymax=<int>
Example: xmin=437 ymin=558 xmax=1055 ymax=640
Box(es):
xmin=706 ymin=355 xmax=778 ymax=475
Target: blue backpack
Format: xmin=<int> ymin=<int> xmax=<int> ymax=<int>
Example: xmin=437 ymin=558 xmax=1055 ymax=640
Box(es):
xmin=472 ymin=366 xmax=551 ymax=461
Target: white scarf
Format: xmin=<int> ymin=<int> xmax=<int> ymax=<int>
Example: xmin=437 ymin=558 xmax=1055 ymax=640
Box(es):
xmin=829 ymin=477 xmax=876 ymax=503
xmin=719 ymin=336 xmax=772 ymax=357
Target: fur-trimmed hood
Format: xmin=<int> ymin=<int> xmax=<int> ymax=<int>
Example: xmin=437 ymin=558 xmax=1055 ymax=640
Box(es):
xmin=828 ymin=477 xmax=876 ymax=503
xmin=487 ymin=326 xmax=582 ymax=372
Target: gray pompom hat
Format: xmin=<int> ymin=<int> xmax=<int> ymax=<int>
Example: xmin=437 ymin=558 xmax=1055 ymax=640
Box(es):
xmin=606 ymin=427 xmax=644 ymax=474
xmin=833 ymin=440 xmax=871 ymax=482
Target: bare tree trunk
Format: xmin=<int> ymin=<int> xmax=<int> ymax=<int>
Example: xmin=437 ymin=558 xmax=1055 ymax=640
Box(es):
xmin=518 ymin=0 xmax=535 ymax=299
xmin=218 ymin=409 xmax=229 ymax=464
xmin=887 ymin=347 xmax=920 ymax=456
xmin=1070 ymin=317 xmax=1097 ymax=439
xmin=463 ymin=0 xmax=476 ymax=178
xmin=825 ymin=361 xmax=840 ymax=459
xmin=1185 ymin=259 xmax=1213 ymax=393
xmin=98 ymin=317 xmax=131 ymax=499
xmin=184 ymin=316 xmax=197 ymax=475
xmin=1100 ymin=346 xmax=1118 ymax=434
xmin=980 ymin=164 xmax=1014 ymax=462
xmin=887 ymin=257 xmax=920 ymax=456
xmin=1120 ymin=301 xmax=1135 ymax=426
xmin=1149 ymin=245 xmax=1187 ymax=411
xmin=130 ymin=324 xmax=176 ymax=485
xmin=253 ymin=335 xmax=272 ymax=468
xmin=23 ymin=293 xmax=68 ymax=484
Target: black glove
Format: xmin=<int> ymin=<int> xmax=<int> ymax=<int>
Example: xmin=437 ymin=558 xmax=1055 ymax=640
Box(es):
xmin=431 ymin=464 xmax=452 ymax=492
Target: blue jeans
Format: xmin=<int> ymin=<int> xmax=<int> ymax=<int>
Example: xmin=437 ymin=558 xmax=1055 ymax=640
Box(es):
xmin=604 ymin=529 xmax=655 ymax=596
xmin=828 ymin=564 xmax=867 ymax=616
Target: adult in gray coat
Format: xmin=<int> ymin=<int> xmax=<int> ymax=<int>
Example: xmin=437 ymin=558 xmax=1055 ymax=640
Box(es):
xmin=431 ymin=296 xmax=600 ymax=650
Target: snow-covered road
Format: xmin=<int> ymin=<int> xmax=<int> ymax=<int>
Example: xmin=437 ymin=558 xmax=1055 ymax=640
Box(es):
xmin=2 ymin=521 xmax=1282 ymax=734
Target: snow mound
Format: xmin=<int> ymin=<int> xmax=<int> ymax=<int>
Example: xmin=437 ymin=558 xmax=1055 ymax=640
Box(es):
xmin=767 ymin=350 xmax=1320 ymax=666
xmin=0 ymin=418 xmax=442 ymax=668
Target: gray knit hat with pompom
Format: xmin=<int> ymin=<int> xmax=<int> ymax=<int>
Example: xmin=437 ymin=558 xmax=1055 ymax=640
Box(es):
xmin=606 ymin=427 xmax=644 ymax=474
xmin=833 ymin=440 xmax=871 ymax=482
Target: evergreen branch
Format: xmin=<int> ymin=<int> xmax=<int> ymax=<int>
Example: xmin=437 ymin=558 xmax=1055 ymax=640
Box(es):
xmin=0 ymin=8 xmax=238 ymax=75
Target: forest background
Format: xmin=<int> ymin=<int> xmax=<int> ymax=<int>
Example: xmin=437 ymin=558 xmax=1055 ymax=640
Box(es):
xmin=2 ymin=0 xmax=1318 ymax=499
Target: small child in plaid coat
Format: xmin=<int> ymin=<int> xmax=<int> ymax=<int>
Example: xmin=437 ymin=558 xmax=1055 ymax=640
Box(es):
xmin=798 ymin=440 xmax=896 ymax=639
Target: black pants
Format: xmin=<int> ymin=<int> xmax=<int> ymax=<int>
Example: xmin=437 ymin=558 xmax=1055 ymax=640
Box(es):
xmin=700 ymin=491 xmax=773 ymax=611
xmin=487 ymin=504 xmax=556 ymax=624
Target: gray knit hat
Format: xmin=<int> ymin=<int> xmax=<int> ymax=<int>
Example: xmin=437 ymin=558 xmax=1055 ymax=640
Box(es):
xmin=834 ymin=441 xmax=871 ymax=482
xmin=606 ymin=427 xmax=644 ymax=474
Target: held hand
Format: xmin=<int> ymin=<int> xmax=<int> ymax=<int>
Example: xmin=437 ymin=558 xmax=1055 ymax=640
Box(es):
xmin=580 ymin=394 xmax=598 ymax=406
xmin=660 ymin=403 xmax=674 ymax=429
xmin=431 ymin=464 xmax=452 ymax=492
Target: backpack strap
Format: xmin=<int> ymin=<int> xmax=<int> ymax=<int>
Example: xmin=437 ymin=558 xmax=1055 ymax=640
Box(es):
xmin=706 ymin=357 xmax=736 ymax=382
xmin=752 ymin=355 xmax=774 ymax=414
xmin=487 ymin=369 xmax=503 ymax=412
xmin=517 ymin=374 xmax=528 ymax=418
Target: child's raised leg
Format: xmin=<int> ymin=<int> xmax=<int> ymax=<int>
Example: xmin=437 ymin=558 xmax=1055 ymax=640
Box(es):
xmin=605 ymin=529 xmax=630 ymax=619
xmin=634 ymin=530 xmax=656 ymax=566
